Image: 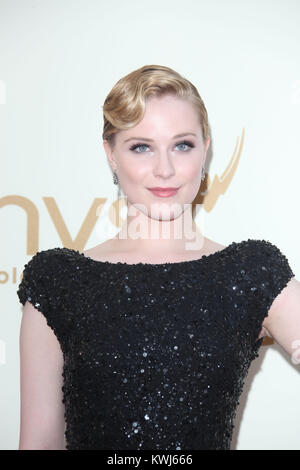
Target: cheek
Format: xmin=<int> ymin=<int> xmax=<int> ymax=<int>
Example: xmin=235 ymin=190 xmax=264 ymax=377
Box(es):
xmin=119 ymin=159 xmax=150 ymax=181
xmin=117 ymin=161 xmax=150 ymax=199
xmin=125 ymin=168 xmax=147 ymax=186
xmin=178 ymin=160 xmax=203 ymax=201
xmin=178 ymin=158 xmax=202 ymax=182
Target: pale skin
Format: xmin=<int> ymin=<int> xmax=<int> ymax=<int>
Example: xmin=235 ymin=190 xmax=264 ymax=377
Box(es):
xmin=19 ymin=94 xmax=300 ymax=450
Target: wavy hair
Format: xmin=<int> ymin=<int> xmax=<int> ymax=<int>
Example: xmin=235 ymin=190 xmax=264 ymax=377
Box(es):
xmin=102 ymin=65 xmax=209 ymax=149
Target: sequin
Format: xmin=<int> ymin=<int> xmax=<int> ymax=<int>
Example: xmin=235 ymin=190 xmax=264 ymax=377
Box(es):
xmin=16 ymin=238 xmax=295 ymax=450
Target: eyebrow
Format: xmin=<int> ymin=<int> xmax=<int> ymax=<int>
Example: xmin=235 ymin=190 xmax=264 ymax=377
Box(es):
xmin=123 ymin=132 xmax=197 ymax=143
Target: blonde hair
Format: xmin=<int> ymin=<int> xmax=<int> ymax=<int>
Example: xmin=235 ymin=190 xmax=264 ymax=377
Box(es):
xmin=102 ymin=65 xmax=209 ymax=149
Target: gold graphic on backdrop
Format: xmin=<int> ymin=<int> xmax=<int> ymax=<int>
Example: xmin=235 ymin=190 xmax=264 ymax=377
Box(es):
xmin=43 ymin=197 xmax=107 ymax=251
xmin=0 ymin=195 xmax=39 ymax=253
xmin=262 ymin=336 xmax=273 ymax=346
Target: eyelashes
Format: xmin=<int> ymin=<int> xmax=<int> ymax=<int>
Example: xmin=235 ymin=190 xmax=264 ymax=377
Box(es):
xmin=129 ymin=140 xmax=195 ymax=153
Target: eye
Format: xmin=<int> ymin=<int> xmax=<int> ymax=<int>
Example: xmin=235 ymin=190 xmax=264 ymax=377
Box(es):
xmin=129 ymin=143 xmax=150 ymax=153
xmin=129 ymin=140 xmax=195 ymax=153
xmin=175 ymin=140 xmax=195 ymax=151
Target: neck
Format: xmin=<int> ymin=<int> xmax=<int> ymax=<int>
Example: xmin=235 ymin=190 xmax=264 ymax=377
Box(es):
xmin=114 ymin=202 xmax=205 ymax=254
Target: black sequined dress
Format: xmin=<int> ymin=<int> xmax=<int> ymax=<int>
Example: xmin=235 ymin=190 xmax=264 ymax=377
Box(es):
xmin=17 ymin=238 xmax=295 ymax=450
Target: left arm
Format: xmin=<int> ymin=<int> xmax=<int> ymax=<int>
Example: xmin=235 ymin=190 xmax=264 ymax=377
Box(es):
xmin=262 ymin=277 xmax=300 ymax=360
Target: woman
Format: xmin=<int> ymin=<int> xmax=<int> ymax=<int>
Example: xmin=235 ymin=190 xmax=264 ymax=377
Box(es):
xmin=17 ymin=65 xmax=300 ymax=450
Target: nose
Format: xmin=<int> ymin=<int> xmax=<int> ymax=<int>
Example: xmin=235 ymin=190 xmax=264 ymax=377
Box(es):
xmin=153 ymin=151 xmax=176 ymax=180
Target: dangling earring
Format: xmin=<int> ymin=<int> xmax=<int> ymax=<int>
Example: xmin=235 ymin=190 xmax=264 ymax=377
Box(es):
xmin=113 ymin=171 xmax=119 ymax=185
xmin=113 ymin=171 xmax=121 ymax=201
xmin=201 ymin=167 xmax=206 ymax=181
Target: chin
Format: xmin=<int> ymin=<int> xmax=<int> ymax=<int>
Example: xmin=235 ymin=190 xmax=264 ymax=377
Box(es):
xmin=148 ymin=205 xmax=183 ymax=221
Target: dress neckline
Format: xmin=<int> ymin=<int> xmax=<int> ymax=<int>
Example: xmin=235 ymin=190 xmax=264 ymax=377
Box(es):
xmin=70 ymin=240 xmax=244 ymax=268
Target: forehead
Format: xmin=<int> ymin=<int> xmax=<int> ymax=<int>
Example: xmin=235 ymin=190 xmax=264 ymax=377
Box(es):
xmin=119 ymin=95 xmax=201 ymax=142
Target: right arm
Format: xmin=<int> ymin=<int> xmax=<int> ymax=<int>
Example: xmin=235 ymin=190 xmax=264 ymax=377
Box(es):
xmin=19 ymin=301 xmax=66 ymax=450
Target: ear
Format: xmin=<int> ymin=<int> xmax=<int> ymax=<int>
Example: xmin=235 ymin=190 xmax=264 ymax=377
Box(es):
xmin=202 ymin=137 xmax=210 ymax=166
xmin=204 ymin=137 xmax=210 ymax=154
xmin=103 ymin=140 xmax=117 ymax=172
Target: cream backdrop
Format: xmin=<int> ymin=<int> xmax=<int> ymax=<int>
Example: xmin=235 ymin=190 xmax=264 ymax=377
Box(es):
xmin=1 ymin=0 xmax=299 ymax=450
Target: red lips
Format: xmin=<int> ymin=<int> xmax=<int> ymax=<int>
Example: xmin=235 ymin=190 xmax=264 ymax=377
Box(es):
xmin=147 ymin=187 xmax=180 ymax=197
xmin=149 ymin=187 xmax=179 ymax=191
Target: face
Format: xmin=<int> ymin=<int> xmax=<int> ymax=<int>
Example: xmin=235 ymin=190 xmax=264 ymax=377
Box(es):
xmin=103 ymin=93 xmax=210 ymax=221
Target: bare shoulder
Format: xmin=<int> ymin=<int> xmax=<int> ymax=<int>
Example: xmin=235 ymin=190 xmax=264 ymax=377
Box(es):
xmin=204 ymin=237 xmax=227 ymax=255
xmin=82 ymin=238 xmax=119 ymax=262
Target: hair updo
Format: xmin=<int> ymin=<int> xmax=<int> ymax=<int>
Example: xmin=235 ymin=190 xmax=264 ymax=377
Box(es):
xmin=102 ymin=65 xmax=210 ymax=150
